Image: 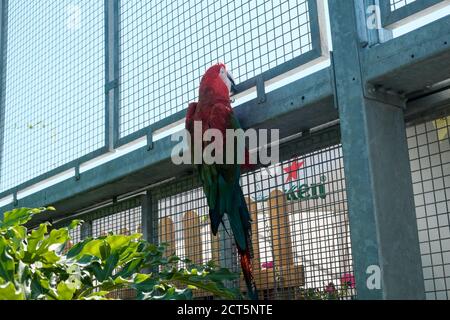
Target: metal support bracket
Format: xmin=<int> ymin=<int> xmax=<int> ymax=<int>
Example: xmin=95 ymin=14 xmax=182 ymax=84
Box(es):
xmin=364 ymin=83 xmax=407 ymax=109
xmin=256 ymin=76 xmax=266 ymax=104
xmin=13 ymin=190 xmax=17 ymax=207
xmin=75 ymin=165 xmax=81 ymax=181
xmin=80 ymin=221 xmax=93 ymax=240
xmin=147 ymin=129 xmax=154 ymax=151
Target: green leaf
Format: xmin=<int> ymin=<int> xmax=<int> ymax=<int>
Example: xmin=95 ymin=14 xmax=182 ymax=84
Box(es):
xmin=88 ymin=261 xmax=104 ymax=281
xmin=198 ymin=268 xmax=238 ymax=282
xmin=118 ymin=241 xmax=142 ymax=262
xmin=113 ymin=276 xmax=132 ymax=286
xmin=105 ymin=235 xmax=131 ymax=253
xmin=66 ymin=238 xmax=90 ymax=259
xmin=115 ymin=258 xmax=143 ymax=279
xmin=45 ymin=228 xmax=70 ymax=247
xmin=56 ymin=281 xmax=76 ymax=300
xmin=167 ymin=268 xmax=239 ymax=300
xmin=16 ymin=261 xmax=30 ymax=284
xmin=0 ymin=282 xmax=25 ymax=300
xmin=76 ymin=254 xmax=99 ymax=266
xmin=167 ymin=256 xmax=180 ymax=264
xmin=0 ymin=208 xmax=41 ymax=230
xmin=7 ymin=225 xmax=27 ymax=240
xmin=102 ymin=252 xmax=120 ymax=280
xmin=143 ymin=286 xmax=193 ymax=300
xmin=99 ymin=240 xmax=111 ymax=260
xmin=81 ymin=291 xmax=109 ymax=300
xmin=131 ymin=273 xmax=157 ymax=292
xmin=68 ymin=219 xmax=83 ymax=230
xmin=65 ymin=275 xmax=82 ymax=291
xmin=0 ymin=237 xmax=15 ymax=282
xmin=41 ymin=250 xmax=60 ymax=265
xmin=79 ymin=239 xmax=103 ymax=259
xmin=27 ymin=223 xmax=49 ymax=254
xmin=30 ymin=275 xmax=50 ymax=299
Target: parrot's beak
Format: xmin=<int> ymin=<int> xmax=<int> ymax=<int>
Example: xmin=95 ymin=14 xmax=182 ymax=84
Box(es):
xmin=227 ymin=71 xmax=237 ymax=94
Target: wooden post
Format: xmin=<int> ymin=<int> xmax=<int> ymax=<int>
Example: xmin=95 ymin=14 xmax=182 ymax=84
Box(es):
xmin=269 ymin=190 xmax=294 ymax=268
xmin=120 ymin=227 xmax=130 ymax=235
xmin=240 ymin=191 xmax=304 ymax=293
xmin=159 ymin=217 xmax=176 ymax=257
xmin=183 ymin=211 xmax=203 ymax=264
xmin=211 ymin=233 xmax=220 ymax=266
xmin=245 ymin=196 xmax=261 ymax=270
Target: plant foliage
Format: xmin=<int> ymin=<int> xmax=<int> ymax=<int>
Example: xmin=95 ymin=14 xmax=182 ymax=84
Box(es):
xmin=0 ymin=207 xmax=239 ymax=300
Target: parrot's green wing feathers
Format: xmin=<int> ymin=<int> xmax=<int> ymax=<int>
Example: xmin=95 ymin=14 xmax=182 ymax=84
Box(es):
xmin=199 ymin=164 xmax=220 ymax=224
xmin=229 ymin=112 xmax=242 ymax=130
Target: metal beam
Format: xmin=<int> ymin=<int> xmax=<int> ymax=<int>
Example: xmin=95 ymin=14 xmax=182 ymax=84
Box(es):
xmin=363 ymin=14 xmax=450 ymax=97
xmin=329 ymin=0 xmax=425 ymax=299
xmin=405 ymin=87 xmax=450 ymax=124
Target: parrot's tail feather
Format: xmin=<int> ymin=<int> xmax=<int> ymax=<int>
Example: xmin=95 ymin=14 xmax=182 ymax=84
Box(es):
xmin=239 ymin=248 xmax=259 ymax=300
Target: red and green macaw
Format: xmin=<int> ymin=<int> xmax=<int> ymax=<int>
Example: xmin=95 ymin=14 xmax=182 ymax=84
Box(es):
xmin=185 ymin=63 xmax=258 ymax=300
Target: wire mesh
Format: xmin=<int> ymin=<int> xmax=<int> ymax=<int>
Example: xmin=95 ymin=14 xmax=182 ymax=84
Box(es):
xmin=91 ymin=200 xmax=142 ymax=238
xmin=66 ymin=225 xmax=81 ymax=252
xmin=390 ymin=0 xmax=416 ymax=11
xmin=407 ymin=112 xmax=450 ymax=300
xmin=119 ymin=0 xmax=314 ymax=138
xmin=0 ymin=1 xmax=105 ymax=193
xmin=155 ymin=142 xmax=355 ymax=300
xmin=87 ymin=197 xmax=142 ymax=300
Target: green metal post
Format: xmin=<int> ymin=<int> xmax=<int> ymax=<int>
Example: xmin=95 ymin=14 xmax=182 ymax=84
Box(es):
xmin=141 ymin=191 xmax=158 ymax=245
xmin=329 ymin=0 xmax=425 ymax=299
xmin=80 ymin=221 xmax=93 ymax=240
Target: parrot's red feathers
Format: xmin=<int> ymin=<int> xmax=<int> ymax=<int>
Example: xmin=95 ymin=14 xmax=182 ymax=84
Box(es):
xmin=185 ymin=64 xmax=259 ymax=300
xmin=239 ymin=247 xmax=258 ymax=300
xmin=186 ymin=102 xmax=197 ymax=133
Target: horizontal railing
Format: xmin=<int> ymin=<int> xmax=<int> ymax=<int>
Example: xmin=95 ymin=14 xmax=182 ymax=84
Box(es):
xmin=380 ymin=0 xmax=447 ymax=27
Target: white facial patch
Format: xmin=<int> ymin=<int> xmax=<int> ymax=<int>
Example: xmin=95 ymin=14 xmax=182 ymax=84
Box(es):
xmin=219 ymin=66 xmax=232 ymax=93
